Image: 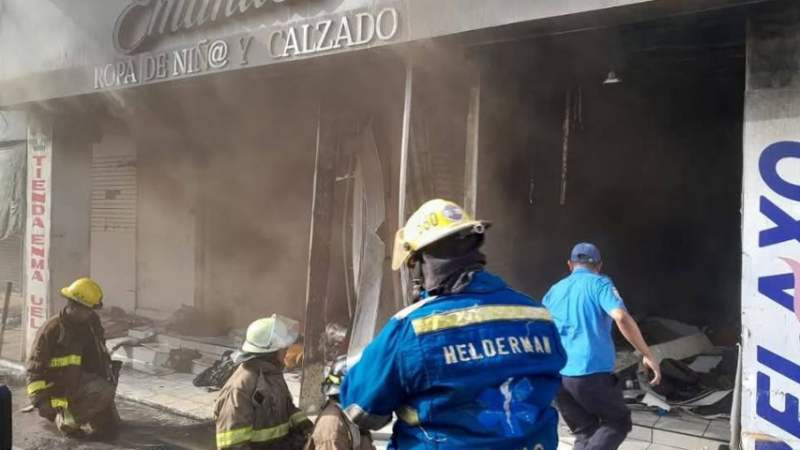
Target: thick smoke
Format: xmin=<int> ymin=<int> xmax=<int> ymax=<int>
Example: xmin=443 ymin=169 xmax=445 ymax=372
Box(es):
xmin=88 ymin=70 xmax=320 ymax=331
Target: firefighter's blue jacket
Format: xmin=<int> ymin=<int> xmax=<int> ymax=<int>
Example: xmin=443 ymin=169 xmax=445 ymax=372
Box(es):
xmin=340 ymin=271 xmax=567 ymax=450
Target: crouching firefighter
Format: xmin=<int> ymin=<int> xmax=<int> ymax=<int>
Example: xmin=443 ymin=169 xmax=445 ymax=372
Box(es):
xmin=340 ymin=199 xmax=568 ymax=449
xmin=215 ymin=314 xmax=313 ymax=449
xmin=27 ymin=277 xmax=120 ymax=438
xmin=306 ymin=355 xmax=376 ymax=450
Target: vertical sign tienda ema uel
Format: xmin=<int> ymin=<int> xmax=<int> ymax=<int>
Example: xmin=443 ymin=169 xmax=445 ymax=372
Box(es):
xmin=24 ymin=122 xmax=52 ymax=358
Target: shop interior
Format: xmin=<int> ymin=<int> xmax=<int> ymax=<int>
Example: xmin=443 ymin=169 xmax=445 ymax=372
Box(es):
xmin=471 ymin=6 xmax=747 ymax=436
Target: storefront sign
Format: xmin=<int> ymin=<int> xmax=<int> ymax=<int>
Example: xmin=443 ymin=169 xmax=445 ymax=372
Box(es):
xmin=268 ymin=8 xmax=398 ymax=59
xmin=94 ymin=38 xmax=233 ymax=89
xmin=113 ymin=0 xmax=298 ymax=54
xmin=94 ymin=6 xmax=399 ymax=90
xmin=742 ymin=92 xmax=800 ymax=449
xmin=24 ymin=121 xmax=52 ymax=358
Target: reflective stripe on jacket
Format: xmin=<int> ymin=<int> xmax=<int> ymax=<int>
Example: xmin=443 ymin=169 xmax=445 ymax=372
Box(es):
xmin=340 ymin=271 xmax=567 ymax=450
xmin=214 ymin=357 xmax=313 ymax=449
xmin=26 ymin=311 xmax=110 ymax=408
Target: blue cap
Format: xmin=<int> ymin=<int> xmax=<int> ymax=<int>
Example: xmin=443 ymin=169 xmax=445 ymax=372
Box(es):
xmin=570 ymin=242 xmax=601 ymax=264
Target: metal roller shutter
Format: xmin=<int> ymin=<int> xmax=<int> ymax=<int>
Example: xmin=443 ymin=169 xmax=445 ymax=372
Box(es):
xmin=90 ymin=136 xmax=137 ymax=312
xmin=91 ymin=155 xmax=136 ymax=232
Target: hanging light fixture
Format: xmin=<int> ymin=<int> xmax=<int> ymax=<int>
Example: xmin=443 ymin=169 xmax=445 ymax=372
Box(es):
xmin=603 ymin=69 xmax=622 ymax=84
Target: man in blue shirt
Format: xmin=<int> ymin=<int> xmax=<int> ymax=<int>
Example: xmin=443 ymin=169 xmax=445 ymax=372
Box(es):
xmin=543 ymin=243 xmax=661 ymax=450
xmin=340 ymin=199 xmax=567 ymax=449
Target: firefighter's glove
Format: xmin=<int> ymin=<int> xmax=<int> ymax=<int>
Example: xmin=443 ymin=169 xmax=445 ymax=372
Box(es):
xmin=35 ymin=401 xmax=57 ymax=422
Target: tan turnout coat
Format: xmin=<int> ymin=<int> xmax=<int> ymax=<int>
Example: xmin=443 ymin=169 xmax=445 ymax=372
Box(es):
xmin=26 ymin=311 xmax=111 ymax=414
xmin=214 ymin=358 xmax=312 ymax=449
xmin=307 ymin=401 xmax=376 ymax=450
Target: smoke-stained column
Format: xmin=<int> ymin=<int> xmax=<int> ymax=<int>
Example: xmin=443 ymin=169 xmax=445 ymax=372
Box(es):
xmin=22 ymin=112 xmax=52 ymax=360
xmin=741 ymin=3 xmax=800 ymax=449
xmin=22 ymin=109 xmax=94 ymax=359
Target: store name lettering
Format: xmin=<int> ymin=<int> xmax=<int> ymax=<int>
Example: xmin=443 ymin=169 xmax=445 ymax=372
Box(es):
xmin=94 ymin=38 xmax=232 ymax=89
xmin=95 ymin=7 xmax=399 ymax=90
xmin=268 ymin=8 xmax=398 ymax=59
xmin=754 ymin=141 xmax=800 ymax=439
xmin=114 ymin=0 xmax=294 ymax=54
xmin=28 ymin=136 xmax=49 ymax=331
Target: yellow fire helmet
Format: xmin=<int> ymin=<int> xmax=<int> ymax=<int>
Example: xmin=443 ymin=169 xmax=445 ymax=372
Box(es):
xmin=392 ymin=199 xmax=489 ymax=270
xmin=60 ymin=277 xmax=104 ymax=309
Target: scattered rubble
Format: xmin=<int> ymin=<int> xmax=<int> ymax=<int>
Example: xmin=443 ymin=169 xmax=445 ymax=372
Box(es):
xmin=617 ymin=317 xmax=738 ymax=419
xmin=98 ymin=306 xmax=153 ymax=340
xmin=193 ymin=351 xmax=236 ymax=390
xmin=165 ymin=305 xmax=229 ymax=337
xmin=107 ymin=326 xmax=241 ymax=377
xmin=166 ymin=348 xmax=202 ymax=372
xmin=648 ymin=333 xmax=714 ymax=364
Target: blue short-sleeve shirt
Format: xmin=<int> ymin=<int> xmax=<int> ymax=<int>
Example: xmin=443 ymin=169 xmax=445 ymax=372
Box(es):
xmin=542 ymin=268 xmax=626 ymax=377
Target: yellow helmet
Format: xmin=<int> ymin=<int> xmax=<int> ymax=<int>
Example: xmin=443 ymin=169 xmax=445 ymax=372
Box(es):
xmin=60 ymin=278 xmax=104 ymax=309
xmin=392 ymin=199 xmax=488 ymax=270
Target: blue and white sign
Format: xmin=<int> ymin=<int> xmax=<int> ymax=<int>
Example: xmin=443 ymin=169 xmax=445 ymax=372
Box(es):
xmin=742 ymin=90 xmax=800 ymax=449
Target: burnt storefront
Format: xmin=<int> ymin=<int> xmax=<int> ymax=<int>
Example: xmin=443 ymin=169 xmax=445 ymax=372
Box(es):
xmin=3 ymin=0 xmax=800 ymax=447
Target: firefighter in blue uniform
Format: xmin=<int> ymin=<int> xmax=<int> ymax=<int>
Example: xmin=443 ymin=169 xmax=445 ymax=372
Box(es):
xmin=340 ymin=199 xmax=567 ymax=450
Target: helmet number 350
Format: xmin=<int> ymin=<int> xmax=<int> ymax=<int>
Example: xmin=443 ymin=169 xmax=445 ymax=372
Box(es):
xmin=417 ymin=213 xmax=440 ymax=235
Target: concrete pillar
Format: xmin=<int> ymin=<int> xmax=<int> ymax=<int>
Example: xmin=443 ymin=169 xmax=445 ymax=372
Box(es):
xmin=23 ymin=111 xmax=54 ymax=360
xmin=22 ymin=109 xmax=94 ymax=359
xmin=741 ymin=3 xmax=800 ymax=449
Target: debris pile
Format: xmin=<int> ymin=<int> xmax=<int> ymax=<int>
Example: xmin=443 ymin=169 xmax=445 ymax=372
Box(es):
xmin=193 ymin=351 xmax=236 ymax=389
xmin=97 ymin=306 xmax=152 ymax=340
xmin=616 ymin=317 xmax=738 ymax=419
xmin=107 ymin=307 xmax=321 ymax=386
xmin=164 ymin=305 xmax=228 ymax=337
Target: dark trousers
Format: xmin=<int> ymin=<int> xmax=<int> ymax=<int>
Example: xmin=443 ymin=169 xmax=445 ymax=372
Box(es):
xmin=556 ymin=373 xmax=632 ymax=450
xmin=55 ymin=373 xmax=118 ymax=437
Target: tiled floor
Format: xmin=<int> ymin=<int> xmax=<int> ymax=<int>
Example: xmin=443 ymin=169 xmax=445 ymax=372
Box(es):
xmin=114 ymin=366 xmax=730 ymax=450
xmin=115 ymin=368 xmax=219 ymax=420
xmin=0 ymin=299 xmax=731 ymax=450
xmin=639 ymin=409 xmax=731 ymax=448
xmin=114 ymin=366 xmax=304 ymax=421
xmin=559 ymin=437 xmax=655 ymax=449
xmin=556 ymin=409 xmax=730 ymax=450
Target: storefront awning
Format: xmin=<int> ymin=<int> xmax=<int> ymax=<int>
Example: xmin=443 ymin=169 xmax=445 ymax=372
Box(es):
xmin=0 ymin=0 xmax=765 ymax=107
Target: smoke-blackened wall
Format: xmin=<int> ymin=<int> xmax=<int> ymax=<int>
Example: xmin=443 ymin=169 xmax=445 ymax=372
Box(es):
xmin=90 ymin=67 xmax=318 ymax=329
xmin=194 ymin=74 xmax=318 ymax=329
xmin=477 ymin=18 xmax=745 ymax=327
xmin=105 ymin=53 xmax=407 ymax=332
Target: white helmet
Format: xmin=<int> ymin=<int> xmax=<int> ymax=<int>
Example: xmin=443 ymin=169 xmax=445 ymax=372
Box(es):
xmin=238 ymin=314 xmax=300 ymax=356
